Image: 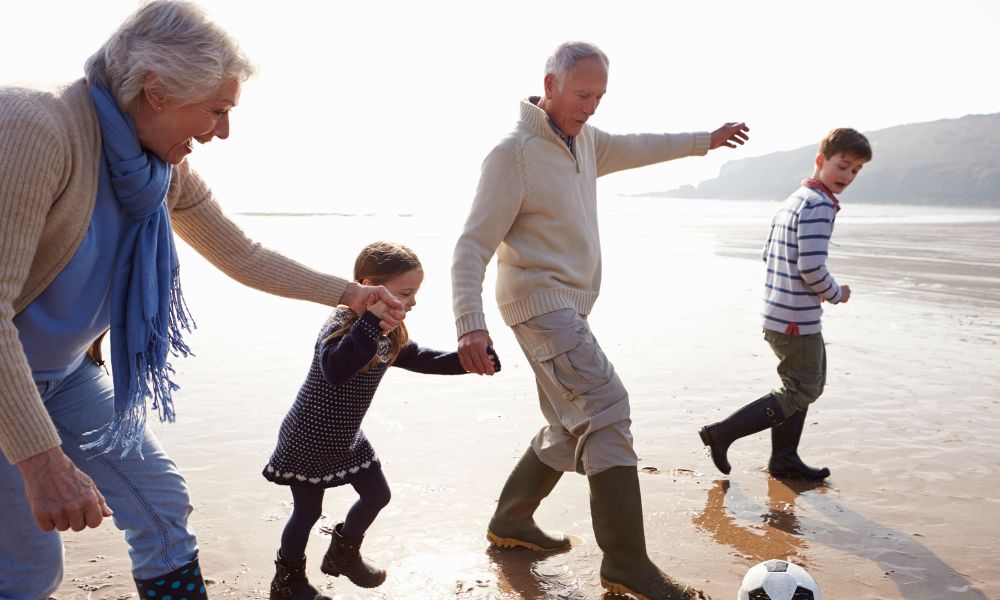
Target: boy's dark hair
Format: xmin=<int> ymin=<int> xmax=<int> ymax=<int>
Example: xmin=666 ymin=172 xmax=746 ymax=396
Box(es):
xmin=819 ymin=128 xmax=872 ymax=161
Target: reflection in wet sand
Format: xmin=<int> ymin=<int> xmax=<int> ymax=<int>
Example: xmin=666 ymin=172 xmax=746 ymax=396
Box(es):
xmin=488 ymin=543 xmax=590 ymax=600
xmin=692 ymin=479 xmax=820 ymax=568
xmin=694 ymin=476 xmax=990 ymax=600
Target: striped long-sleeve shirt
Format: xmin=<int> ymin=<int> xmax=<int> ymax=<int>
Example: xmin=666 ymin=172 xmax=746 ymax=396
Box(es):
xmin=761 ymin=182 xmax=842 ymax=336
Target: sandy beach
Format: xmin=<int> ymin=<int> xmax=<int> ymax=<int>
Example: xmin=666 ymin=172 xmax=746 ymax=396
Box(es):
xmin=52 ymin=200 xmax=999 ymax=599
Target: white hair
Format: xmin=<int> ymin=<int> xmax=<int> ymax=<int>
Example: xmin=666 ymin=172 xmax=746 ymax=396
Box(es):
xmin=544 ymin=41 xmax=609 ymax=90
xmin=85 ymin=0 xmax=255 ymax=114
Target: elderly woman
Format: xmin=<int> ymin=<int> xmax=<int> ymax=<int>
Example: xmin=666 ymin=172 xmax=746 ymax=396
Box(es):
xmin=0 ymin=2 xmax=401 ymax=597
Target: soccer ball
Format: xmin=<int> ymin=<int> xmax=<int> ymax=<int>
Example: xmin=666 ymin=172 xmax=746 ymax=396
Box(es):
xmin=737 ymin=559 xmax=822 ymax=600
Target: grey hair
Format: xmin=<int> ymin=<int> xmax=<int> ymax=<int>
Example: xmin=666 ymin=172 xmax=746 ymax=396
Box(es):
xmin=544 ymin=41 xmax=609 ymax=90
xmin=85 ymin=0 xmax=255 ymax=114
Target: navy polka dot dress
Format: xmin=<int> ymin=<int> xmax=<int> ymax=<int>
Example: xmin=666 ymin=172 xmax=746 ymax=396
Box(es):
xmin=263 ymin=307 xmax=474 ymax=488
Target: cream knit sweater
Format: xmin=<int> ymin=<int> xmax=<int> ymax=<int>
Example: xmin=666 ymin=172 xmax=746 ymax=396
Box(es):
xmin=0 ymin=79 xmax=349 ymax=464
xmin=452 ymin=98 xmax=710 ymax=338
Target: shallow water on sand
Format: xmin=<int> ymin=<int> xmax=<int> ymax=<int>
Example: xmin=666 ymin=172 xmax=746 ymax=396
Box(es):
xmin=56 ymin=199 xmax=1000 ymax=598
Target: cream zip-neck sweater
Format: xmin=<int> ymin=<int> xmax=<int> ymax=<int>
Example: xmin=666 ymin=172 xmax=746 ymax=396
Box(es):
xmin=0 ymin=80 xmax=349 ymax=463
xmin=452 ymin=98 xmax=710 ymax=338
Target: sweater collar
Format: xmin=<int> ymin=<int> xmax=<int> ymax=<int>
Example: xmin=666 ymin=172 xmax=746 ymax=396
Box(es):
xmin=801 ymin=178 xmax=841 ymax=212
xmin=521 ymin=97 xmax=575 ymax=150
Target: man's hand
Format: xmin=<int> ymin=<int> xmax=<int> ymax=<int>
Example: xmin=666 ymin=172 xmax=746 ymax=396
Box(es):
xmin=839 ymin=284 xmax=851 ymax=303
xmin=342 ymin=282 xmax=405 ymax=333
xmin=458 ymin=330 xmax=497 ymax=376
xmin=17 ymin=447 xmax=112 ymax=532
xmin=710 ymin=122 xmax=750 ymax=149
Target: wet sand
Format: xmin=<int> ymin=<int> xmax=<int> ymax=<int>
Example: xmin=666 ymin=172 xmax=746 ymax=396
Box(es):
xmin=54 ymin=207 xmax=1000 ymax=599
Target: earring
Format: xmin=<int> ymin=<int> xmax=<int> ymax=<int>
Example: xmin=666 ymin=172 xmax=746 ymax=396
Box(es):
xmin=156 ymin=105 xmax=163 ymax=112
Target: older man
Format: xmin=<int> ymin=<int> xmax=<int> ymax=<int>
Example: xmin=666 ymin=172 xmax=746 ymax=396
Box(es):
xmin=452 ymin=41 xmax=748 ymax=599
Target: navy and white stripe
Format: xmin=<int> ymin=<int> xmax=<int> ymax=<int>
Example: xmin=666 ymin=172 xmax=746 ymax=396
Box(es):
xmin=761 ymin=185 xmax=841 ymax=335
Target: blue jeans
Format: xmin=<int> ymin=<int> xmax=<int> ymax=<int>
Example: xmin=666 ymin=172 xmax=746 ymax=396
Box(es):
xmin=0 ymin=360 xmax=199 ymax=598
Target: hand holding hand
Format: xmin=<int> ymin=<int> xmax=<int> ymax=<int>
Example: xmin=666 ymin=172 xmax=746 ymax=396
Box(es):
xmin=486 ymin=346 xmax=502 ymax=373
xmin=458 ymin=330 xmax=496 ymax=376
xmin=366 ymin=297 xmax=388 ymax=319
xmin=344 ymin=282 xmax=405 ymax=333
xmin=710 ymin=122 xmax=750 ymax=149
xmin=17 ymin=447 xmax=113 ymax=532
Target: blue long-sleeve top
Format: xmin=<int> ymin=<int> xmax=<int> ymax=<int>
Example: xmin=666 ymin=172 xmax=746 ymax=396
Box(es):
xmin=262 ymin=307 xmax=500 ymax=488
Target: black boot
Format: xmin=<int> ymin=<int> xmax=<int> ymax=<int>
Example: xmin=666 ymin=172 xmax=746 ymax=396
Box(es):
xmin=768 ymin=406 xmax=830 ymax=480
xmin=699 ymin=394 xmax=786 ymax=475
xmin=134 ymin=557 xmax=207 ymax=599
xmin=589 ymin=466 xmax=709 ymax=600
xmin=270 ymin=552 xmax=330 ymax=600
xmin=320 ymin=523 xmax=386 ymax=588
xmin=487 ymin=447 xmax=570 ymax=551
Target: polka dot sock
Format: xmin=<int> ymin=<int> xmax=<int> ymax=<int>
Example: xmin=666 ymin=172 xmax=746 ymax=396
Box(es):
xmin=134 ymin=558 xmax=207 ymax=599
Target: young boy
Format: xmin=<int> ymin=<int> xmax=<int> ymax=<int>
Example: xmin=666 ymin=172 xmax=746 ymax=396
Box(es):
xmin=699 ymin=128 xmax=872 ymax=480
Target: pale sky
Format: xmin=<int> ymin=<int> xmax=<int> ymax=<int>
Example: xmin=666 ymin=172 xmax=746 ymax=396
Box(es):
xmin=3 ymin=0 xmax=998 ymax=213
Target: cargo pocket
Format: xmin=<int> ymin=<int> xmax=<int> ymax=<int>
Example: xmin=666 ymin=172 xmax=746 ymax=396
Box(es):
xmin=787 ymin=365 xmax=825 ymax=406
xmin=529 ymin=326 xmax=613 ymax=400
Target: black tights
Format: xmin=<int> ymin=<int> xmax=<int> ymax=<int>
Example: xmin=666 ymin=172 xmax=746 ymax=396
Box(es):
xmin=279 ymin=467 xmax=391 ymax=561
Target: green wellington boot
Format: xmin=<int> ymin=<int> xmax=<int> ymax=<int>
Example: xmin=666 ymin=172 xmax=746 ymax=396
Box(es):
xmin=698 ymin=394 xmax=787 ymax=474
xmin=768 ymin=406 xmax=830 ymax=480
xmin=589 ymin=466 xmax=709 ymax=600
xmin=487 ymin=447 xmax=570 ymax=551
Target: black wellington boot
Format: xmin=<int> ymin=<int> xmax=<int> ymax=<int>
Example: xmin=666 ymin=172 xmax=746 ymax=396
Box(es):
xmin=487 ymin=447 xmax=570 ymax=551
xmin=134 ymin=557 xmax=207 ymax=599
xmin=270 ymin=552 xmax=331 ymax=600
xmin=320 ymin=523 xmax=386 ymax=588
xmin=768 ymin=406 xmax=830 ymax=480
xmin=698 ymin=394 xmax=787 ymax=475
xmin=589 ymin=466 xmax=709 ymax=600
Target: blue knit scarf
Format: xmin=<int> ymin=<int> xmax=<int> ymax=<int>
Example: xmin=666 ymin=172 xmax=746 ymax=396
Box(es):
xmin=83 ymin=85 xmax=194 ymax=457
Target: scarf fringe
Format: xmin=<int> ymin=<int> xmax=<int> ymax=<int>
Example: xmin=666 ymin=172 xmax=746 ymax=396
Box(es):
xmin=80 ymin=400 xmax=147 ymax=457
xmin=84 ymin=267 xmax=196 ymax=458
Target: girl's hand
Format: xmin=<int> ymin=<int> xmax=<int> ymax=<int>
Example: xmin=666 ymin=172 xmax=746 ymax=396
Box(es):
xmin=486 ymin=346 xmax=502 ymax=373
xmin=367 ymin=298 xmax=388 ymax=319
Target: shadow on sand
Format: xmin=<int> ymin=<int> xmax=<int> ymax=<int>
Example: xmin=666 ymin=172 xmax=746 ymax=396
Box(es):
xmin=693 ymin=477 xmax=988 ymax=600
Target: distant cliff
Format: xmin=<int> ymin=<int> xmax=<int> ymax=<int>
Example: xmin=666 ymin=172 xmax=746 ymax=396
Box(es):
xmin=653 ymin=113 xmax=1000 ymax=206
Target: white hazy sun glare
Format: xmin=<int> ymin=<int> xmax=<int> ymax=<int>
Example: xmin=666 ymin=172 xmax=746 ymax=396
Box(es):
xmin=2 ymin=0 xmax=998 ymax=213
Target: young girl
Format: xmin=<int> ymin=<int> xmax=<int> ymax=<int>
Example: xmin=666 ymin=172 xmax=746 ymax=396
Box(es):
xmin=263 ymin=241 xmax=500 ymax=598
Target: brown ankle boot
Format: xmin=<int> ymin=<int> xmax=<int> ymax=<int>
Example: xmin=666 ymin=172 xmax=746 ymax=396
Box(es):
xmin=320 ymin=523 xmax=386 ymax=588
xmin=270 ymin=553 xmax=330 ymax=600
